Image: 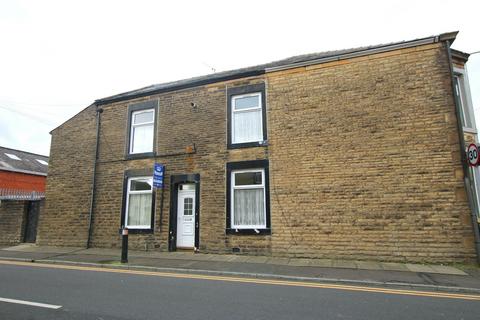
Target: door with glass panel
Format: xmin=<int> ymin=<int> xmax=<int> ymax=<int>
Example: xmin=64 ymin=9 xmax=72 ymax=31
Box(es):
xmin=176 ymin=184 xmax=196 ymax=248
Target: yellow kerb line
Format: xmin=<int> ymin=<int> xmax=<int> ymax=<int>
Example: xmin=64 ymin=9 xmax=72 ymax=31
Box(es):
xmin=0 ymin=259 xmax=479 ymax=301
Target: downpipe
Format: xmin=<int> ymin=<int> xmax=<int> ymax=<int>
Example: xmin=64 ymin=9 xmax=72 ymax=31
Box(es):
xmin=87 ymin=105 xmax=103 ymax=249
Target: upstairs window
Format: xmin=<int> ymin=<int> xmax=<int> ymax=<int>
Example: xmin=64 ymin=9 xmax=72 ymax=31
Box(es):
xmin=453 ymin=70 xmax=476 ymax=132
xmin=130 ymin=109 xmax=155 ymax=154
xmin=232 ymin=93 xmax=263 ymax=144
xmin=227 ymin=83 xmax=267 ymax=149
xmin=126 ymin=100 xmax=158 ymax=157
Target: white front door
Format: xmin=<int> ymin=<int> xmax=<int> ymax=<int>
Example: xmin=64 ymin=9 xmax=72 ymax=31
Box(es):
xmin=176 ymin=184 xmax=196 ymax=248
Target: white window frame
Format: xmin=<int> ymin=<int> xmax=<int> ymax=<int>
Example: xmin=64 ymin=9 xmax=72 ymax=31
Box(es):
xmin=453 ymin=67 xmax=477 ymax=134
xmin=230 ymin=168 xmax=266 ymax=229
xmin=125 ymin=176 xmax=153 ymax=229
xmin=129 ymin=109 xmax=155 ymax=154
xmin=231 ymin=92 xmax=263 ymax=144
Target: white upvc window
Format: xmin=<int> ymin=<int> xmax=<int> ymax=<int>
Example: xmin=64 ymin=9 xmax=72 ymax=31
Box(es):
xmin=231 ymin=92 xmax=263 ymax=144
xmin=453 ymin=68 xmax=476 ymax=133
xmin=129 ymin=109 xmax=155 ymax=154
xmin=231 ymin=169 xmax=266 ymax=229
xmin=125 ymin=177 xmax=153 ymax=229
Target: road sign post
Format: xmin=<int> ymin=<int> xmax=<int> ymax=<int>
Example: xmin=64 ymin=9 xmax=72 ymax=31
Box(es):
xmin=121 ymin=227 xmax=128 ymax=263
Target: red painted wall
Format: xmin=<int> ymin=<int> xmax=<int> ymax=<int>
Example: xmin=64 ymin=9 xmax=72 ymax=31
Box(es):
xmin=0 ymin=171 xmax=46 ymax=192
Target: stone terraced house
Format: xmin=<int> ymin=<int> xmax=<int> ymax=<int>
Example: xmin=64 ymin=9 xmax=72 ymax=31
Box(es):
xmin=38 ymin=31 xmax=480 ymax=263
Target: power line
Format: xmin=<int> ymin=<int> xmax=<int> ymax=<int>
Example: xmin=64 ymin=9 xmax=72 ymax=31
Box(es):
xmin=0 ymin=105 xmax=58 ymax=126
xmin=0 ymin=97 xmax=83 ymax=108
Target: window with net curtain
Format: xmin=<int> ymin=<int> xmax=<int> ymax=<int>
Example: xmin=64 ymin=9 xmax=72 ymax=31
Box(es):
xmin=130 ymin=109 xmax=155 ymax=154
xmin=125 ymin=177 xmax=153 ymax=228
xmin=231 ymin=93 xmax=263 ymax=144
xmin=231 ymin=169 xmax=266 ymax=228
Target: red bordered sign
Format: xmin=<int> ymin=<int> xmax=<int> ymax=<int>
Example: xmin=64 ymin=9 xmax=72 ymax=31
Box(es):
xmin=467 ymin=143 xmax=480 ymax=166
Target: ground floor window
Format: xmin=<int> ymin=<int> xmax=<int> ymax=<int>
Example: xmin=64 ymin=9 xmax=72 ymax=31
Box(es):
xmin=124 ymin=176 xmax=153 ymax=229
xmin=226 ymin=160 xmax=270 ymax=234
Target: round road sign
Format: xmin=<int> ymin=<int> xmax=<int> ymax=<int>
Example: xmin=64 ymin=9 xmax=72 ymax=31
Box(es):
xmin=467 ymin=143 xmax=479 ymax=166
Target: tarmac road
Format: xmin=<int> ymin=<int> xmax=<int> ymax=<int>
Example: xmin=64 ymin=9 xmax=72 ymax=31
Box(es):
xmin=0 ymin=261 xmax=478 ymax=320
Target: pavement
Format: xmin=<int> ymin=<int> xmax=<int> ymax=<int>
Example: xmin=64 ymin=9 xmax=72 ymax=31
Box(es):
xmin=1 ymin=244 xmax=480 ymax=294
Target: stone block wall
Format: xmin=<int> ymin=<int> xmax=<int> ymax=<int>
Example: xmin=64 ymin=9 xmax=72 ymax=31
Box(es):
xmin=38 ymin=42 xmax=477 ymax=262
xmin=0 ymin=200 xmax=25 ymax=245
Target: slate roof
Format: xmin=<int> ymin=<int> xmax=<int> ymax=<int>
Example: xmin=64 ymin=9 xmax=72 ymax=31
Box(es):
xmin=0 ymin=146 xmax=49 ymax=176
xmin=95 ymin=32 xmax=458 ymax=106
xmin=96 ymin=46 xmax=373 ymax=104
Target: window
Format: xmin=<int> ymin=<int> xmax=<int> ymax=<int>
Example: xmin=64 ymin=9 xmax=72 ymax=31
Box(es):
xmin=455 ymin=68 xmax=480 ymax=220
xmin=184 ymin=198 xmax=193 ymax=216
xmin=125 ymin=177 xmax=153 ymax=229
xmin=126 ymin=100 xmax=158 ymax=158
xmin=36 ymin=159 xmax=48 ymax=165
xmin=5 ymin=153 xmax=21 ymax=160
xmin=130 ymin=109 xmax=155 ymax=154
xmin=469 ymin=166 xmax=480 ymax=220
xmin=232 ymin=169 xmax=265 ymax=228
xmin=226 ymin=160 xmax=270 ymax=234
xmin=453 ymin=70 xmax=476 ymax=132
xmin=227 ymin=83 xmax=267 ymax=148
xmin=232 ymin=93 xmax=263 ymax=144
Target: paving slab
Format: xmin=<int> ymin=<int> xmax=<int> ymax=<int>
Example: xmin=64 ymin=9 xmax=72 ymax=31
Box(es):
xmin=265 ymin=257 xmax=291 ymax=266
xmin=209 ymin=255 xmax=237 ymax=262
xmin=226 ymin=255 xmax=250 ymax=263
xmin=245 ymin=256 xmax=269 ymax=264
xmin=332 ymin=260 xmax=357 ymax=269
xmin=0 ymin=251 xmax=55 ymax=260
xmin=405 ymin=263 xmax=437 ymax=273
xmin=355 ymin=261 xmax=383 ymax=271
xmin=76 ymin=248 xmax=119 ymax=256
xmin=429 ymin=265 xmax=467 ymax=276
xmin=381 ymin=262 xmax=410 ymax=272
xmin=3 ymin=244 xmax=82 ymax=254
xmin=288 ymin=258 xmax=312 ymax=267
xmin=309 ymin=259 xmax=333 ymax=268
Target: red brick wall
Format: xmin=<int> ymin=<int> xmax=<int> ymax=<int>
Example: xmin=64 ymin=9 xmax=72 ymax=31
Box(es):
xmin=0 ymin=171 xmax=46 ymax=192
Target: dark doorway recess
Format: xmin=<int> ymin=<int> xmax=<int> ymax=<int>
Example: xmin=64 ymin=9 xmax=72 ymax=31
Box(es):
xmin=24 ymin=201 xmax=40 ymax=243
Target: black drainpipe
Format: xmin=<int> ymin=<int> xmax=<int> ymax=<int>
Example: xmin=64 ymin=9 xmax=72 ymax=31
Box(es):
xmin=445 ymin=41 xmax=480 ymax=263
xmin=87 ymin=105 xmax=103 ymax=248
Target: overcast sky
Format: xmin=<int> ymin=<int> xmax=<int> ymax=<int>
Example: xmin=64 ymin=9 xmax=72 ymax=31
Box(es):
xmin=0 ymin=0 xmax=479 ymax=156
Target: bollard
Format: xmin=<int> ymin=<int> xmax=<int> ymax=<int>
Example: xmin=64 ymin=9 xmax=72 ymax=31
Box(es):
xmin=121 ymin=227 xmax=128 ymax=263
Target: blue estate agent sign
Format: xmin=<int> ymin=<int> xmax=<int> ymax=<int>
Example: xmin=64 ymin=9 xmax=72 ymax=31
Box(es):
xmin=153 ymin=163 xmax=165 ymax=188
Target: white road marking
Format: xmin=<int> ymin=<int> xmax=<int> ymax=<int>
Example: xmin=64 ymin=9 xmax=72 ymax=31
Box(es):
xmin=0 ymin=297 xmax=62 ymax=309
